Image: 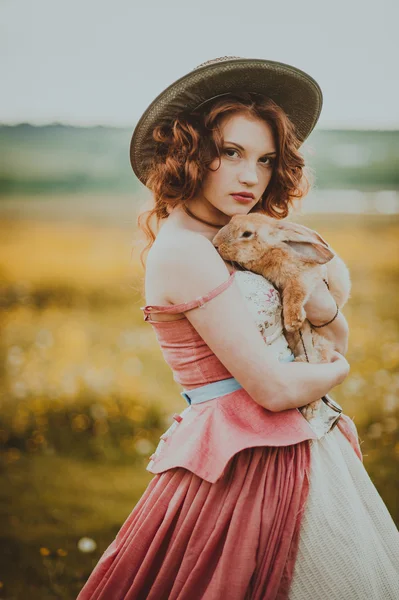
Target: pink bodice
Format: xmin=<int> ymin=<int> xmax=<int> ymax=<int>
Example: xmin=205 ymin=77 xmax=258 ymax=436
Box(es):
xmin=142 ymin=272 xmax=237 ymax=389
xmin=142 ymin=271 xmax=293 ymax=389
xmin=140 ymin=270 xmax=362 ymax=482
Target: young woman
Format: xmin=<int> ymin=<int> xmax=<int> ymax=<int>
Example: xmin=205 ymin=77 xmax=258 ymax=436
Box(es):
xmin=77 ymin=57 xmax=399 ymax=600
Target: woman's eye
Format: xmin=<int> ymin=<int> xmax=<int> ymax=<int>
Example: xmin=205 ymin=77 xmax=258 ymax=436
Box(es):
xmin=259 ymin=156 xmax=274 ymax=165
xmin=223 ymin=148 xmax=275 ymax=166
xmin=223 ymin=148 xmax=239 ymax=158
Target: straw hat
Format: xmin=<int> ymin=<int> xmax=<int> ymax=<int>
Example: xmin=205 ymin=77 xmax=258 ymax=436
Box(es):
xmin=130 ymin=56 xmax=323 ymax=185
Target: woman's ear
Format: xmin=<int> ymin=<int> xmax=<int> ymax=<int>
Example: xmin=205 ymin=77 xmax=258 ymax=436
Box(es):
xmin=276 ymin=221 xmax=335 ymax=264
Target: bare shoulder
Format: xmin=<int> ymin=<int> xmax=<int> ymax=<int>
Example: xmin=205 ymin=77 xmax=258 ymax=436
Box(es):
xmin=148 ymin=228 xmax=216 ymax=274
xmin=146 ymin=228 xmax=232 ymax=306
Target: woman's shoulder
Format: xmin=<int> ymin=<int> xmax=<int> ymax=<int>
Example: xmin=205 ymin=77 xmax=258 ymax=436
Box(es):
xmin=155 ymin=221 xmax=213 ymax=246
xmin=148 ymin=226 xmax=219 ymax=274
xmin=145 ymin=224 xmax=231 ymax=310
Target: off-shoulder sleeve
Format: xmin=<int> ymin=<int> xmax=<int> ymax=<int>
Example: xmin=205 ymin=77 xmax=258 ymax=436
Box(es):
xmin=140 ymin=271 xmax=236 ymax=318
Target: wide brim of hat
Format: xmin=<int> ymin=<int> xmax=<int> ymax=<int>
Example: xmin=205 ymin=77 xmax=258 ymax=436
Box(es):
xmin=130 ymin=58 xmax=323 ymax=185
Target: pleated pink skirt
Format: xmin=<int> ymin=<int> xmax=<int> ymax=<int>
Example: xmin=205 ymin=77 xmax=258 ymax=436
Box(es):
xmin=76 ymin=441 xmax=311 ymax=600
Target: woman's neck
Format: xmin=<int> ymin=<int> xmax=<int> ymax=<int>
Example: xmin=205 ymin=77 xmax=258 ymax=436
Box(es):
xmin=171 ymin=200 xmax=230 ymax=234
xmin=157 ymin=205 xmax=237 ymax=271
xmin=182 ymin=204 xmax=227 ymax=228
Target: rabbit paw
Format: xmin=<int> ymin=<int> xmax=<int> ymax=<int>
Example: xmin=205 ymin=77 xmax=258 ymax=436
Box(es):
xmin=301 ymin=399 xmax=321 ymax=420
xmin=293 ymin=354 xmax=308 ymax=363
xmin=284 ymin=306 xmax=306 ymax=332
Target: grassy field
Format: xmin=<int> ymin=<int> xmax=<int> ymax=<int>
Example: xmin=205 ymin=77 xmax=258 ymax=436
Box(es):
xmin=1 ymin=125 xmax=398 ymax=195
xmin=0 ymin=208 xmax=398 ymax=598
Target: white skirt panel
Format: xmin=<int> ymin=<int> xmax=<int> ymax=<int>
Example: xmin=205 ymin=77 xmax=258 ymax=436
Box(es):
xmin=289 ymin=426 xmax=399 ymax=600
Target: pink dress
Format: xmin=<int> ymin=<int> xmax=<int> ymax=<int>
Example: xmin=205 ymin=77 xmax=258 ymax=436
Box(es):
xmin=76 ymin=270 xmax=398 ymax=600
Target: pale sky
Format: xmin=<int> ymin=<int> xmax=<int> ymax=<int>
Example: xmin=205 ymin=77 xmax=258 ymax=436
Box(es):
xmin=1 ymin=0 xmax=398 ymax=129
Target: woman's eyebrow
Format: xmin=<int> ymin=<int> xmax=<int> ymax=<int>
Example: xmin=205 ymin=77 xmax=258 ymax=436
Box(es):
xmin=224 ymin=141 xmax=277 ymax=155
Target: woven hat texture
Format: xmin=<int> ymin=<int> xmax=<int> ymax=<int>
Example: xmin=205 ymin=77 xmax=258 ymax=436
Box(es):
xmin=130 ymin=56 xmax=323 ymax=185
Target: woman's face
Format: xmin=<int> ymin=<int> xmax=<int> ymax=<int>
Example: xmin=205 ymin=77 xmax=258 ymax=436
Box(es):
xmin=199 ymin=111 xmax=276 ymax=217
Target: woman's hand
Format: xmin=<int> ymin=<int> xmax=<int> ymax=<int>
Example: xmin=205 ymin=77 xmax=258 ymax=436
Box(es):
xmin=329 ymin=350 xmax=350 ymax=385
xmin=304 ymin=279 xmax=337 ymax=325
xmin=304 ymin=280 xmax=350 ymax=355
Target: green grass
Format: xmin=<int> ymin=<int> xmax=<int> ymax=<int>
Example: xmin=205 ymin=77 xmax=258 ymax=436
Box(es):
xmin=0 ymin=454 xmax=154 ymax=599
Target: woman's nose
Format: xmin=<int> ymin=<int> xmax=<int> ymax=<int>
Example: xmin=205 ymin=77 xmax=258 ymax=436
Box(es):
xmin=238 ymin=164 xmax=258 ymax=185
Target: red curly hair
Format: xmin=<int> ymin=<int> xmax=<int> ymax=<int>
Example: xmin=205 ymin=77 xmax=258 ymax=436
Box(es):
xmin=137 ymin=92 xmax=312 ymax=267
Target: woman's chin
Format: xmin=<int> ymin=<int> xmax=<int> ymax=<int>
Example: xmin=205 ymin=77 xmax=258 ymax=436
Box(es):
xmin=231 ymin=205 xmax=256 ymax=216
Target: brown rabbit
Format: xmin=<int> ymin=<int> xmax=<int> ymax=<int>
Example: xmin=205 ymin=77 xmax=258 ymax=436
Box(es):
xmin=212 ymin=213 xmax=351 ymax=418
xmin=212 ymin=213 xmax=351 ymax=369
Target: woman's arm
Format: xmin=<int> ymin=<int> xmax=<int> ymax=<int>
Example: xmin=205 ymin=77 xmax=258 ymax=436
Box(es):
xmin=153 ymin=234 xmax=350 ymax=413
xmin=304 ymin=278 xmax=349 ymax=355
xmin=274 ymin=351 xmax=348 ymax=411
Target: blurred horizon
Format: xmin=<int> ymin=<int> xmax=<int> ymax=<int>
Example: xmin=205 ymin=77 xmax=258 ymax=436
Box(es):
xmin=2 ymin=121 xmax=399 ymax=131
xmin=1 ymin=123 xmax=398 ymax=215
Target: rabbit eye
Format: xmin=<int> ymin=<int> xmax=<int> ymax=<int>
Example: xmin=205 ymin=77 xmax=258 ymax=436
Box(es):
xmin=241 ymin=231 xmax=254 ymax=239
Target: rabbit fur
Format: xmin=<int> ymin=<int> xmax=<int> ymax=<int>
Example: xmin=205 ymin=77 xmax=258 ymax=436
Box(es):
xmin=212 ymin=213 xmax=351 ymax=413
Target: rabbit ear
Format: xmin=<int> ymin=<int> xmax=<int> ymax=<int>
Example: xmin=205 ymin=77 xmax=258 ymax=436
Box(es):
xmin=285 ymin=241 xmax=334 ymax=264
xmin=276 ymin=221 xmax=331 ymax=248
xmin=276 ymin=222 xmax=335 ymax=264
xmin=256 ymin=217 xmax=335 ymax=263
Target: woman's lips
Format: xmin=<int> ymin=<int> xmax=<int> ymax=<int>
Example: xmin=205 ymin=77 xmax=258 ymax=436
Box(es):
xmin=231 ymin=194 xmax=254 ymax=203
